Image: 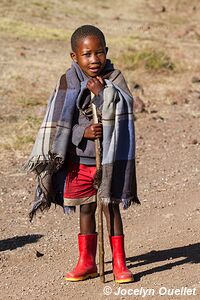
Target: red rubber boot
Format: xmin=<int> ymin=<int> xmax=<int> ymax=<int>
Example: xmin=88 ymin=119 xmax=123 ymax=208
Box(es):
xmin=65 ymin=233 xmax=98 ymax=281
xmin=110 ymin=235 xmax=134 ymax=283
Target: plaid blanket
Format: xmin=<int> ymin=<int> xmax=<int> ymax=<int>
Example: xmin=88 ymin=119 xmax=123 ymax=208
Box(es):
xmin=25 ymin=60 xmax=139 ymax=220
xmin=99 ymin=79 xmax=138 ymax=208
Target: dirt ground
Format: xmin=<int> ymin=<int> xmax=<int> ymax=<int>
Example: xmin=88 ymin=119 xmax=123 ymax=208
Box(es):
xmin=0 ymin=1 xmax=200 ymax=299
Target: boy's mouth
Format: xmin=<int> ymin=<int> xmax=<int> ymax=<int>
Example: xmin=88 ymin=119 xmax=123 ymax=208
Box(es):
xmin=89 ymin=66 xmax=101 ymax=73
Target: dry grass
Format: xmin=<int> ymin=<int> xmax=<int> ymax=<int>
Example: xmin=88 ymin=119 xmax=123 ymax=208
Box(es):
xmin=0 ymin=114 xmax=41 ymax=153
xmin=0 ymin=17 xmax=69 ymax=40
xmin=120 ymin=48 xmax=175 ymax=72
xmin=17 ymin=97 xmax=45 ymax=108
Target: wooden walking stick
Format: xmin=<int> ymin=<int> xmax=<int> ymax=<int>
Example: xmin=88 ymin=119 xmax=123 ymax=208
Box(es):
xmin=91 ymin=94 xmax=105 ymax=283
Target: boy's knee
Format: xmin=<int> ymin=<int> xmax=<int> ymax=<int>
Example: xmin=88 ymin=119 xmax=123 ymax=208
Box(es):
xmin=107 ymin=203 xmax=120 ymax=213
xmin=111 ymin=203 xmax=120 ymax=213
xmin=80 ymin=202 xmax=97 ymax=216
xmin=102 ymin=203 xmax=120 ymax=219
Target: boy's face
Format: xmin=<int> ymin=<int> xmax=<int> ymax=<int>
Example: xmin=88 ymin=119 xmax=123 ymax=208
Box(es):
xmin=71 ymin=35 xmax=108 ymax=78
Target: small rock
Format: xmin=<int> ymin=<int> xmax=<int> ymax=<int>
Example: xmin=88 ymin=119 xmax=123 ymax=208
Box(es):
xmin=36 ymin=250 xmax=44 ymax=258
xmin=171 ymin=100 xmax=177 ymax=105
xmin=131 ymin=82 xmax=144 ymax=96
xmin=192 ymin=76 xmax=200 ymax=83
xmin=150 ymin=109 xmax=158 ymax=114
xmin=152 ymin=115 xmax=164 ymax=121
xmin=113 ymin=16 xmax=120 ymax=20
xmin=20 ymin=52 xmax=26 ymax=57
xmin=191 ymin=139 xmax=198 ymax=145
xmin=161 ymin=6 xmax=166 ymax=12
xmin=134 ymin=96 xmax=146 ymax=113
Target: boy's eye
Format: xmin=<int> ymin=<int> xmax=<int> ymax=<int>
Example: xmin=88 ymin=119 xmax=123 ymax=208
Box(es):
xmin=83 ymin=53 xmax=90 ymax=57
xmin=82 ymin=51 xmax=104 ymax=57
xmin=96 ymin=51 xmax=104 ymax=56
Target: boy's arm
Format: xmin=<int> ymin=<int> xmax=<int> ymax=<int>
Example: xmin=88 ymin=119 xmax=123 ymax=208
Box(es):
xmin=71 ymin=110 xmax=102 ymax=146
xmin=72 ymin=77 xmax=105 ymax=147
xmin=71 ymin=109 xmax=89 ymax=147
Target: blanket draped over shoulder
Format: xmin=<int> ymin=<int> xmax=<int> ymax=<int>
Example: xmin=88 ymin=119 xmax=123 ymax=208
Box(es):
xmin=24 ymin=60 xmax=140 ymax=220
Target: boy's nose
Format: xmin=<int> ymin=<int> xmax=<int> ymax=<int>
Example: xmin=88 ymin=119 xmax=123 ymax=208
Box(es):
xmin=90 ymin=54 xmax=100 ymax=63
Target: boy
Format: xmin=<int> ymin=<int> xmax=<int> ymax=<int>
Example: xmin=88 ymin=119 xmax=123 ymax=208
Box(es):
xmin=25 ymin=25 xmax=139 ymax=283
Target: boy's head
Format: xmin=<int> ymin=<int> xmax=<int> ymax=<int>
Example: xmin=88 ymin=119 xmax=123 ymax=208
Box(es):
xmin=70 ymin=25 xmax=108 ymax=78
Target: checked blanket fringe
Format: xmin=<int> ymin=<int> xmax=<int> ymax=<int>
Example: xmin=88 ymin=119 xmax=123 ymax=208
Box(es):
xmin=24 ymin=60 xmax=140 ymax=220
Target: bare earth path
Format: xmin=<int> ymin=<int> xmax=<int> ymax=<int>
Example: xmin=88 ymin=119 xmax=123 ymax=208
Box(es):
xmin=0 ymin=1 xmax=200 ymax=299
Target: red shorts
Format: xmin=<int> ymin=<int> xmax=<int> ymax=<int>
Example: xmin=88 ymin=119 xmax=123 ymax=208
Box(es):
xmin=64 ymin=160 xmax=97 ymax=199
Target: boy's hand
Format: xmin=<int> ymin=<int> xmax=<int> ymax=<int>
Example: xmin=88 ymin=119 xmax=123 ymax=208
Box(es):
xmin=87 ymin=76 xmax=105 ymax=96
xmin=84 ymin=123 xmax=103 ymax=139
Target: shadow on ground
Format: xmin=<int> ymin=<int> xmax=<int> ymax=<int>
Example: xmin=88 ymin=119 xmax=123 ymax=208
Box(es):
xmin=128 ymin=242 xmax=200 ymax=282
xmin=0 ymin=234 xmax=43 ymax=251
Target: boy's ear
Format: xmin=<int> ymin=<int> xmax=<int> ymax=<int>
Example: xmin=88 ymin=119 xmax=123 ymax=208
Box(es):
xmin=70 ymin=52 xmax=77 ymax=62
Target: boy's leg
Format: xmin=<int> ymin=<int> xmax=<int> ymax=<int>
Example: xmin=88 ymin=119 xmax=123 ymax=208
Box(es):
xmin=103 ymin=203 xmax=123 ymax=236
xmin=103 ymin=203 xmax=134 ymax=283
xmin=80 ymin=202 xmax=97 ymax=234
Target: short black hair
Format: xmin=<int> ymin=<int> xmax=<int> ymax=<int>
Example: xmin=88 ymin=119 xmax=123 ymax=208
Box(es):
xmin=71 ymin=25 xmax=106 ymax=52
